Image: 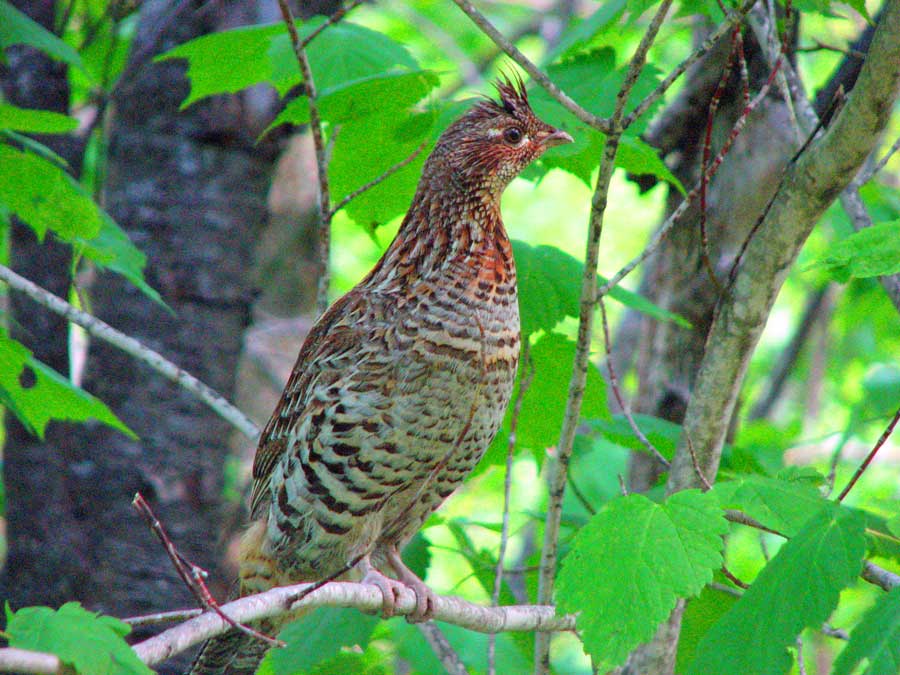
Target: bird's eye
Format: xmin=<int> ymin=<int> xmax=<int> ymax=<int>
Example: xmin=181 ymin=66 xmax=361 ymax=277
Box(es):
xmin=503 ymin=127 xmax=524 ymax=145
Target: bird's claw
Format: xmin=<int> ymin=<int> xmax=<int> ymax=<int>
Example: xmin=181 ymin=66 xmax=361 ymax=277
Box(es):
xmin=360 ymin=567 xmax=435 ymax=622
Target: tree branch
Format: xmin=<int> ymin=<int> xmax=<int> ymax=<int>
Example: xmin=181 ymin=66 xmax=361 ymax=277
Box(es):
xmin=666 ymin=0 xmax=900 ymax=493
xmin=133 ymin=583 xmax=576 ymax=667
xmin=449 ymin=0 xmax=613 ymax=134
xmin=276 ymin=0 xmax=332 ymax=317
xmin=0 ymin=263 xmax=260 ymax=441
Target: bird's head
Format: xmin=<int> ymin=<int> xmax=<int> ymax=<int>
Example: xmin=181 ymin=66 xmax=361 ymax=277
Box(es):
xmin=426 ymin=74 xmax=574 ymax=198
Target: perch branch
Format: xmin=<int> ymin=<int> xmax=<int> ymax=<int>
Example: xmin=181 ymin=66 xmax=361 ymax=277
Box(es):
xmin=0 ymin=263 xmax=260 ymax=441
xmin=837 ymin=403 xmax=900 ymax=501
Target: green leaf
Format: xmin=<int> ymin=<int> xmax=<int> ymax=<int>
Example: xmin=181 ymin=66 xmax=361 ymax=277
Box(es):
xmin=6 ymin=602 xmax=152 ymax=675
xmin=833 ymin=586 xmax=900 ymax=675
xmin=676 ymin=584 xmax=739 ymax=673
xmin=711 ymin=475 xmax=827 ymax=537
xmin=591 ymin=414 xmax=683 ymax=460
xmin=511 ymin=240 xmax=689 ymax=335
xmin=330 ymin=110 xmax=436 ymax=227
xmin=619 ymin=134 xmax=685 ymax=195
xmin=487 ymin=333 xmax=608 ymax=464
xmin=547 ymin=0 xmax=629 ymax=60
xmin=557 ymin=490 xmax=728 ymax=671
xmin=158 ymin=23 xmax=283 ymax=106
xmin=806 ymin=221 xmax=900 ymax=283
xmin=264 ymin=608 xmax=380 ymax=675
xmin=0 ymin=1 xmax=85 ymax=72
xmin=0 ymin=103 xmax=78 ymax=134
xmin=0 ymin=334 xmax=134 ymax=439
xmin=0 ymin=143 xmax=102 ymax=241
xmin=159 ymin=19 xmax=419 ymax=107
xmin=0 ymin=143 xmax=161 ymax=303
xmin=529 ymin=49 xmax=664 ymax=185
xmin=687 ymin=503 xmax=867 ymax=675
xmin=266 ymin=69 xmax=439 ymax=130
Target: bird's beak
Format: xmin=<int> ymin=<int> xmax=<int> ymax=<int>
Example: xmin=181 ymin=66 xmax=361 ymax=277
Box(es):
xmin=540 ymin=128 xmax=574 ymax=148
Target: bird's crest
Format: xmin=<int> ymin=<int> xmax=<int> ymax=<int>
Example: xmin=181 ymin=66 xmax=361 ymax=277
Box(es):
xmin=474 ymin=71 xmax=531 ymax=119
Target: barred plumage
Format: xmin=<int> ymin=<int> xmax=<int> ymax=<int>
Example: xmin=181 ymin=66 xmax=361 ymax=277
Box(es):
xmin=189 ymin=76 xmax=572 ymax=675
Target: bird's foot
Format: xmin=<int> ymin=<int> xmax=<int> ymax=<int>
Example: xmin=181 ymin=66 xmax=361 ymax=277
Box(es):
xmin=386 ymin=546 xmax=437 ymax=623
xmin=360 ymin=566 xmax=408 ymax=620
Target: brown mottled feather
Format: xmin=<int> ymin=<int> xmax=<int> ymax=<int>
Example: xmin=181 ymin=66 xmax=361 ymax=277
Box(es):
xmin=188 ymin=75 xmax=572 ymax=675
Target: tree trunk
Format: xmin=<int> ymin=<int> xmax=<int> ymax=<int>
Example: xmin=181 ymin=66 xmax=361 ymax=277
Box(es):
xmin=1 ymin=4 xmax=275 ymax=672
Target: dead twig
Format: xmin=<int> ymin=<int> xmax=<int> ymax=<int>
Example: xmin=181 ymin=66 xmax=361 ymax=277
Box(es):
xmin=276 ymin=0 xmax=332 ymax=317
xmin=131 ymin=493 xmax=283 ymax=648
xmin=837 ymin=404 xmax=900 ymax=501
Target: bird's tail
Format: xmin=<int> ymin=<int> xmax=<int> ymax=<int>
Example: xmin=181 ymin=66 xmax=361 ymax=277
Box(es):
xmin=186 ymin=521 xmax=295 ymax=675
xmin=187 ymin=629 xmax=272 ymax=675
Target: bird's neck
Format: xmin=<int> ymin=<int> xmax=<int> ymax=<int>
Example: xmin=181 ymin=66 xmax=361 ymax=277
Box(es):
xmin=366 ymin=181 xmax=514 ymax=289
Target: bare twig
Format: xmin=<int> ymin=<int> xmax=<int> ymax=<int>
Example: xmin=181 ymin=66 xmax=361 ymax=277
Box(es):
xmin=298 ymin=0 xmax=365 ymax=50
xmin=132 ymin=494 xmax=283 ymax=648
xmin=721 ymin=565 xmax=750 ymax=589
xmin=449 ymin=0 xmax=613 ymax=134
xmin=488 ymin=342 xmax=534 ymax=675
xmin=622 ymin=0 xmax=757 ymax=129
xmin=861 ymin=560 xmax=900 ymax=591
xmin=796 ymin=635 xmax=807 ymax=675
xmin=276 ymin=0 xmax=332 ymax=317
xmin=686 ymin=432 xmax=712 ymax=491
xmin=329 ymin=140 xmax=428 ymax=219
xmin=134 ymin=584 xmax=578 ymax=667
xmin=723 ymin=509 xmax=786 ymax=537
xmin=534 ymin=2 xmax=674 ymax=672
xmin=853 ymin=133 xmax=900 ymax=186
xmin=0 ymin=264 xmax=260 ymax=441
xmin=597 ymin=64 xmax=781 ymax=299
xmin=0 ymin=649 xmax=61 ymax=675
xmin=419 ymin=622 xmax=470 ymax=675
xmin=599 ymin=296 xmax=669 ymax=467
xmin=837 ymin=403 xmax=900 ymax=501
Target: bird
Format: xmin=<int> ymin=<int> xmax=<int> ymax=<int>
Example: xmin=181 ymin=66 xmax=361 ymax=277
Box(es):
xmin=189 ymin=74 xmax=573 ymax=675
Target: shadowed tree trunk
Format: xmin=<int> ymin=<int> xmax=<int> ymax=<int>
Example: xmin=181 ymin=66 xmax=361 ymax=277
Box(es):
xmin=1 ymin=3 xmax=277 ymax=671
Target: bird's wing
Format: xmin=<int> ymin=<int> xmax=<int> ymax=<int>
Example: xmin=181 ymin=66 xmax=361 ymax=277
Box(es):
xmin=249 ymin=291 xmax=368 ymax=519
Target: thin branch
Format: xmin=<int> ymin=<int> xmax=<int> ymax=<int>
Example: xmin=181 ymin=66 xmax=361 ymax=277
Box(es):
xmin=721 ymin=565 xmax=750 ymax=589
xmin=132 ymin=494 xmax=282 ymax=648
xmin=599 ymin=296 xmax=669 ymax=467
xmin=418 ymin=622 xmax=470 ymax=675
xmin=597 ymin=64 xmax=781 ymax=299
xmin=0 ymin=649 xmax=60 ymax=675
xmin=449 ymin=0 xmax=613 ymax=134
xmin=534 ymin=2 xmax=674 ymax=672
xmin=329 ymin=140 xmax=428 ymax=219
xmin=686 ymin=432 xmax=712 ymax=491
xmin=853 ymin=133 xmax=900 ymax=186
xmin=298 ymin=0 xmax=365 ymax=50
xmin=276 ymin=0 xmax=332 ymax=317
xmin=723 ymin=509 xmax=786 ymax=537
xmin=861 ymin=560 xmax=900 ymax=591
xmin=622 ymin=0 xmax=756 ymax=129
xmin=123 ymin=608 xmax=202 ymax=626
xmin=489 ymin=342 xmax=534 ymax=675
xmin=837 ymin=403 xmax=900 ymax=501
xmin=133 ymin=583 xmax=578 ymax=667
xmin=0 ymin=264 xmax=260 ymax=441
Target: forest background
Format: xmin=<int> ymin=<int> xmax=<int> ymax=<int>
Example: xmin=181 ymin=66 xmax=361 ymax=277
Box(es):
xmin=1 ymin=0 xmax=900 ymax=674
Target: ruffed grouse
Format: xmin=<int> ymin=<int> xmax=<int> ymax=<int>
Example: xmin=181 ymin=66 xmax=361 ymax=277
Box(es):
xmin=190 ymin=76 xmax=572 ymax=675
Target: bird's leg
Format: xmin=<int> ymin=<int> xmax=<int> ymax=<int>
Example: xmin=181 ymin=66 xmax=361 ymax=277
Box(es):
xmin=358 ymin=555 xmax=408 ymax=620
xmin=385 ymin=545 xmax=437 ymax=623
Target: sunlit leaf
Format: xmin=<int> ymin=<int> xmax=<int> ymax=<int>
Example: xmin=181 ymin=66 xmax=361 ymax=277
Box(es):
xmin=833 ymin=585 xmax=900 ymax=675
xmin=687 ymin=503 xmax=866 ymax=675
xmin=0 ymin=334 xmax=134 ymax=439
xmin=0 ymin=103 xmax=78 ymax=134
xmin=806 ymin=221 xmax=900 ymax=283
xmin=6 ymin=602 xmax=151 ymax=675
xmin=0 ymin=1 xmax=85 ymax=71
xmin=558 ymin=490 xmax=728 ymax=672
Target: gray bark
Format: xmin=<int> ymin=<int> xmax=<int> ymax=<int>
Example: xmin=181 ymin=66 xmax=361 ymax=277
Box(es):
xmin=1 ymin=4 xmax=276 ymax=673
